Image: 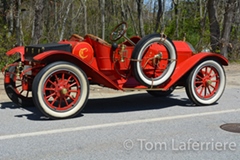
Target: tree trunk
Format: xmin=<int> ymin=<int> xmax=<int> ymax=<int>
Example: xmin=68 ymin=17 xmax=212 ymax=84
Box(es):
xmin=80 ymin=0 xmax=87 ymax=35
xmin=8 ymin=0 xmax=14 ymax=37
xmin=16 ymin=0 xmax=23 ymax=46
xmin=2 ymin=0 xmax=8 ymax=23
xmin=31 ymin=0 xmax=45 ymax=44
xmin=153 ymin=0 xmax=157 ymax=22
xmin=100 ymin=0 xmax=105 ymax=39
xmin=59 ymin=1 xmax=72 ymax=40
xmin=120 ymin=0 xmax=125 ymax=21
xmin=136 ymin=0 xmax=145 ymax=37
xmin=161 ymin=0 xmax=165 ymax=31
xmin=207 ymin=0 xmax=220 ymax=52
xmin=199 ymin=0 xmax=203 ymax=18
xmin=155 ymin=0 xmax=163 ymax=32
xmin=173 ymin=0 xmax=179 ymax=38
xmin=220 ymin=0 xmax=236 ymax=58
xmin=54 ymin=0 xmax=58 ymax=32
xmin=196 ymin=0 xmax=208 ymax=51
xmin=127 ymin=4 xmax=139 ymax=35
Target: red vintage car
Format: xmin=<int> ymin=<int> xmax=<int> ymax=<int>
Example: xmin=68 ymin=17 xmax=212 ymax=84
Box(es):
xmin=2 ymin=22 xmax=228 ymax=119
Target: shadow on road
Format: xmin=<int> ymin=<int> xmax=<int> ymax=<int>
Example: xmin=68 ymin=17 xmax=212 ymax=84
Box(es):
xmin=0 ymin=93 xmax=200 ymax=120
xmin=0 ymin=101 xmax=47 ymax=120
xmin=83 ymin=93 xmax=194 ymax=113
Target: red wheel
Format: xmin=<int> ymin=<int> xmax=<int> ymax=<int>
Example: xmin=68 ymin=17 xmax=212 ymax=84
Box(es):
xmin=132 ymin=33 xmax=177 ymax=87
xmin=185 ymin=60 xmax=226 ymax=105
xmin=32 ymin=61 xmax=89 ymax=119
xmin=4 ymin=64 xmax=34 ymax=107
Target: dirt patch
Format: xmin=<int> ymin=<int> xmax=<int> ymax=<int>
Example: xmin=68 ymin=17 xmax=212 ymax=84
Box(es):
xmin=224 ymin=63 xmax=240 ymax=87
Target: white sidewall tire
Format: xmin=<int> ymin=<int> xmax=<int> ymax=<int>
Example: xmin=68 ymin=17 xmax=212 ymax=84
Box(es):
xmin=133 ymin=34 xmax=177 ymax=86
xmin=33 ymin=62 xmax=89 ymax=119
xmin=189 ymin=60 xmax=226 ymax=105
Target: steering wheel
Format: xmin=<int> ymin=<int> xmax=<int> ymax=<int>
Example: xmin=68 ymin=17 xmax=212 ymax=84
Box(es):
xmin=110 ymin=22 xmax=128 ymax=41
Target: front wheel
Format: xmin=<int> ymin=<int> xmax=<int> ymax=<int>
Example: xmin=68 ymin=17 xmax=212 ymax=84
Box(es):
xmin=185 ymin=60 xmax=226 ymax=105
xmin=32 ymin=61 xmax=89 ymax=119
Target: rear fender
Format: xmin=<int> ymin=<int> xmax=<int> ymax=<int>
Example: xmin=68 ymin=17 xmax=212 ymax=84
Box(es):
xmin=33 ymin=51 xmax=121 ymax=90
xmin=6 ymin=46 xmax=25 ymax=61
xmin=163 ymin=53 xmax=228 ymax=89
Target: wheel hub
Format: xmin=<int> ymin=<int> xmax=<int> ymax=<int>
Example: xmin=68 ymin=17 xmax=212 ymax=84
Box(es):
xmin=202 ymin=76 xmax=212 ymax=86
xmin=206 ymin=80 xmax=212 ymax=86
xmin=54 ymin=80 xmax=69 ymax=96
xmin=153 ymin=53 xmax=162 ymax=66
xmin=61 ymin=88 xmax=68 ymax=95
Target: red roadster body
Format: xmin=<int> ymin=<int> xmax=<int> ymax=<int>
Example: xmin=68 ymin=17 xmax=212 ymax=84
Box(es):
xmin=2 ymin=22 xmax=228 ymax=119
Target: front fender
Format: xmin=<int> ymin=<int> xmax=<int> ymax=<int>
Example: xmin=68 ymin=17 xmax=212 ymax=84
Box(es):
xmin=33 ymin=50 xmax=122 ymax=90
xmin=6 ymin=46 xmax=25 ymax=61
xmin=163 ymin=53 xmax=228 ymax=89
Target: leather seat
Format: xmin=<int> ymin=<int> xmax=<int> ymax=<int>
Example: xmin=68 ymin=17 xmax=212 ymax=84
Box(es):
xmin=84 ymin=34 xmax=111 ymax=46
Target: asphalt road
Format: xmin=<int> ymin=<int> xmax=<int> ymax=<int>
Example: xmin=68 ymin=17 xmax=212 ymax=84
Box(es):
xmin=0 ymin=65 xmax=240 ymax=160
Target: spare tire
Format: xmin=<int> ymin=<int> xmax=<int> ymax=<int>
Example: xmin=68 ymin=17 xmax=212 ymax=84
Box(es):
xmin=131 ymin=33 xmax=177 ymax=87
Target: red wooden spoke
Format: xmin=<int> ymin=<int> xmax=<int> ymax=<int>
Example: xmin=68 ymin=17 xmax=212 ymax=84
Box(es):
xmin=210 ymin=73 xmax=218 ymax=78
xmin=196 ymin=83 xmax=203 ymax=90
xmin=194 ymin=66 xmax=220 ymax=99
xmin=50 ymin=96 xmax=58 ymax=106
xmin=69 ymin=82 xmax=77 ymax=87
xmin=64 ymin=97 xmax=69 ymax=106
xmin=204 ymin=87 xmax=207 ymax=97
xmin=199 ymin=86 xmax=204 ymax=96
xmin=196 ymin=74 xmax=203 ymax=80
xmin=46 ymin=92 xmax=56 ymax=99
xmin=43 ymin=71 xmax=81 ymax=111
xmin=208 ymin=67 xmax=213 ymax=75
xmin=207 ymin=86 xmax=212 ymax=95
xmin=48 ymin=80 xmax=56 ymax=86
xmin=45 ymin=87 xmax=55 ymax=91
xmin=195 ymin=80 xmax=203 ymax=85
xmin=54 ymin=74 xmax=58 ymax=81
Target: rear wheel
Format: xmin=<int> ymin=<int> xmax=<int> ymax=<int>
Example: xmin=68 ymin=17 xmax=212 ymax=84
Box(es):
xmin=32 ymin=61 xmax=89 ymax=119
xmin=185 ymin=60 xmax=226 ymax=105
xmin=4 ymin=65 xmax=34 ymax=107
xmin=132 ymin=33 xmax=177 ymax=87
